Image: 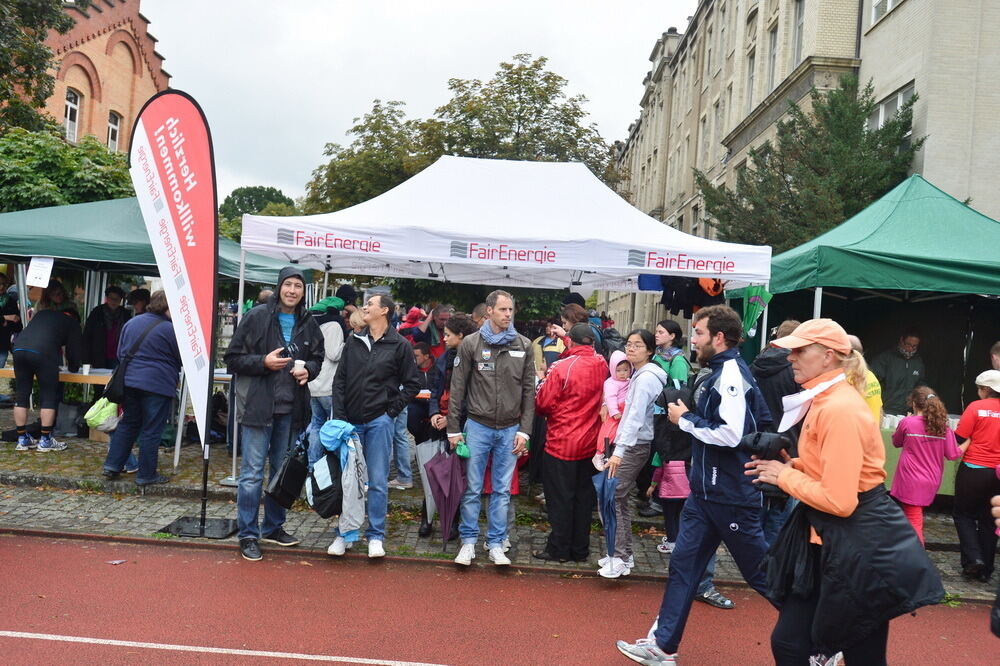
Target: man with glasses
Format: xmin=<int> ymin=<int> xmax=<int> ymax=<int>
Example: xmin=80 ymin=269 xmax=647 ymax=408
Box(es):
xmin=870 ymin=329 xmax=926 ymax=415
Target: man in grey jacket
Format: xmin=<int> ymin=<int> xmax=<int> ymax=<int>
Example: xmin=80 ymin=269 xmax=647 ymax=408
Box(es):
xmin=448 ymin=290 xmax=535 ymax=567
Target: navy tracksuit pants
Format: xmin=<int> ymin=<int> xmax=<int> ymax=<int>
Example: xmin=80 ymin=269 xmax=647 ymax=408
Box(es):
xmin=653 ymin=495 xmax=772 ymax=653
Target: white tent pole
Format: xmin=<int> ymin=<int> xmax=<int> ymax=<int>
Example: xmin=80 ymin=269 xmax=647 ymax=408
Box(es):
xmin=222 ymin=248 xmax=247 ymax=487
xmin=236 ymin=249 xmax=247 ymax=325
xmin=813 ymin=287 xmax=823 ymax=318
xmin=322 ymin=259 xmax=330 ymax=297
xmin=759 ymin=282 xmax=770 ymax=353
xmin=173 ymin=376 xmax=188 ymax=472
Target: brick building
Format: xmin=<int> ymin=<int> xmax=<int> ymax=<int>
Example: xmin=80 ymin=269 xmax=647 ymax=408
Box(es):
xmin=608 ymin=0 xmax=999 ymax=331
xmin=43 ymin=0 xmax=170 ymax=150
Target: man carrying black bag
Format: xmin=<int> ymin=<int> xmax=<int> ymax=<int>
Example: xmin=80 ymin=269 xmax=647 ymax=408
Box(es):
xmin=225 ymin=267 xmax=323 ymax=561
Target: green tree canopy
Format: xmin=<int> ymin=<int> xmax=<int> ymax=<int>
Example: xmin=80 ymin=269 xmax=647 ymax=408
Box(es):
xmin=303 ymin=54 xmax=618 ymax=214
xmin=695 ymin=75 xmax=924 ymax=253
xmin=0 ymin=0 xmax=82 ymax=133
xmin=219 ymin=185 xmax=294 ymax=220
xmin=0 ymin=125 xmax=133 ymax=212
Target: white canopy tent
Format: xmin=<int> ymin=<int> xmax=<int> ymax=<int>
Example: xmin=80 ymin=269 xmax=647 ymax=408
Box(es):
xmin=239 ymin=156 xmax=771 ymax=292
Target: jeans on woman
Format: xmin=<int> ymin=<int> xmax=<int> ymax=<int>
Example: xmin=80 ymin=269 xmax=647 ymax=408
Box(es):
xmin=102 ymin=388 xmax=172 ymax=483
xmin=307 ymin=395 xmax=334 ymax=466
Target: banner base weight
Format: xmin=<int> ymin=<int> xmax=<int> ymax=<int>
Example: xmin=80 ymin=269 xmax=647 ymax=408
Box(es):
xmin=161 ymin=517 xmax=237 ymax=539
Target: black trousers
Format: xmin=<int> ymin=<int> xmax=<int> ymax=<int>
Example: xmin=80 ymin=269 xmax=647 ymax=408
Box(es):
xmin=542 ymin=452 xmax=596 ymax=560
xmin=635 ymin=445 xmax=657 ymax=505
xmin=953 ymin=463 xmax=1000 ymax=576
xmin=771 ymin=554 xmax=890 ymax=665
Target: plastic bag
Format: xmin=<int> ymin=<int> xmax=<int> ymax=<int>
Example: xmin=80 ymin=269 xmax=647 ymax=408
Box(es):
xmin=84 ymin=397 xmax=120 ymax=432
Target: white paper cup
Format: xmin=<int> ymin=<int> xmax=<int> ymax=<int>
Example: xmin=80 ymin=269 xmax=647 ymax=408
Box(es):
xmin=81 ymin=364 xmax=91 ymax=375
xmin=293 ymin=360 xmax=306 ymax=371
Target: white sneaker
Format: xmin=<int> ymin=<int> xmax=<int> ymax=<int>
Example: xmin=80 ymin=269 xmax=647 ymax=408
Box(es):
xmin=598 ymin=554 xmax=634 ymax=569
xmin=598 ymin=557 xmax=631 ymax=579
xmin=455 ymin=543 xmax=476 ymax=566
xmin=483 ymin=537 xmax=512 ymax=553
xmin=488 ymin=546 xmax=511 ymax=566
xmin=656 ymin=538 xmax=675 ymax=554
xmin=368 ymin=539 xmax=385 ymax=558
xmin=616 ymin=638 xmax=677 ymax=664
xmin=327 ymin=536 xmax=348 ymax=556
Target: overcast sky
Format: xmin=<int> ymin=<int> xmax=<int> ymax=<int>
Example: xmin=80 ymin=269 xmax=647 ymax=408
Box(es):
xmin=140 ymin=1 xmax=696 ymax=203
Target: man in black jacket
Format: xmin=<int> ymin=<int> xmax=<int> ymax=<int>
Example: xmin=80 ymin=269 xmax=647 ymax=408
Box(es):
xmin=749 ymin=319 xmax=801 ymax=546
xmin=329 ymin=293 xmax=420 ymax=559
xmin=224 ymin=267 xmax=324 ymax=562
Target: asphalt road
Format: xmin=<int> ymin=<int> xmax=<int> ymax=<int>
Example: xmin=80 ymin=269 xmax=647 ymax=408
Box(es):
xmin=1 ymin=534 xmax=996 ymax=664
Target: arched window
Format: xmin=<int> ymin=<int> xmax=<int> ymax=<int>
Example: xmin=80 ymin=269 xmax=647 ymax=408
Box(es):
xmin=107 ymin=112 xmax=121 ymax=152
xmin=64 ymin=89 xmax=81 ymax=142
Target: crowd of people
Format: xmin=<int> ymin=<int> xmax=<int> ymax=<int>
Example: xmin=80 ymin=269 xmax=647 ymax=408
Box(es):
xmin=4 ymin=265 xmax=1000 ymax=661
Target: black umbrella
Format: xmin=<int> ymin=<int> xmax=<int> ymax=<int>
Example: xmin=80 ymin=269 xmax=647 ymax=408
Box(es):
xmin=423 ymin=449 xmax=467 ymax=552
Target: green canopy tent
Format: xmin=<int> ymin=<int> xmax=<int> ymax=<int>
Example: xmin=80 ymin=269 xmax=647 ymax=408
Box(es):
xmin=770 ymin=174 xmax=1000 ymax=297
xmin=0 ymin=197 xmax=293 ymax=284
xmin=760 ymin=174 xmax=1000 ymax=412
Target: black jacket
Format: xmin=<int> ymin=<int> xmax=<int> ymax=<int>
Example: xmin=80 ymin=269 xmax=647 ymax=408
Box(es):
xmin=224 ymin=267 xmax=324 ymax=429
xmin=333 ymin=324 xmax=421 ymax=425
xmin=0 ymin=291 xmax=22 ymax=354
xmin=82 ymin=303 xmax=130 ymax=368
xmin=750 ymin=347 xmax=802 ymax=450
xmin=407 ymin=362 xmax=442 ymax=443
xmin=11 ymin=309 xmax=83 ymax=370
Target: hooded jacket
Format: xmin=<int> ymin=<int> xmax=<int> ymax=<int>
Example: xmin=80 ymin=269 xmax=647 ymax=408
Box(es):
xmin=332 ymin=323 xmax=421 ymax=425
xmin=681 ymin=347 xmax=772 ymax=507
xmin=750 ymin=346 xmax=801 ymax=448
xmin=613 ymin=361 xmax=669 ymax=457
xmin=307 ymin=308 xmax=345 ymax=398
xmin=224 ymin=266 xmax=324 ymax=429
xmin=603 ymin=350 xmax=630 ymax=417
xmin=534 ymin=344 xmax=608 ymax=460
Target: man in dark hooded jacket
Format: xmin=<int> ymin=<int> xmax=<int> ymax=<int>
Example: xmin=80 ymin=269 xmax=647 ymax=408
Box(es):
xmin=750 ymin=319 xmax=802 ymax=546
xmin=224 ymin=267 xmax=324 ymax=562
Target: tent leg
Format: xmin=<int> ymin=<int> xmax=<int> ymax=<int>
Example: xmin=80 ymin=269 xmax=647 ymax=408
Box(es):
xmin=759 ymin=286 xmax=769 ymax=353
xmin=236 ymin=249 xmax=247 ymax=326
xmin=173 ymin=377 xmax=188 ymax=472
xmin=219 ymin=388 xmax=239 ymax=487
xmin=812 ymin=287 xmax=823 ymax=319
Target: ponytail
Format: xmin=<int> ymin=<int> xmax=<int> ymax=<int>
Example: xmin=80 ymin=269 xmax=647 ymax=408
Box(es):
xmin=908 ymin=386 xmax=948 ymax=436
xmin=838 ymin=348 xmax=869 ymax=395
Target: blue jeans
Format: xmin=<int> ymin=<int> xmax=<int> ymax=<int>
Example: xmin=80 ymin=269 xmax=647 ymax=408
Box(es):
xmin=459 ymin=419 xmax=518 ymax=548
xmin=307 ymin=395 xmax=334 ymax=466
xmin=102 ymin=388 xmax=171 ymax=483
xmin=392 ymin=406 xmax=412 ymax=483
xmin=236 ymin=414 xmax=292 ymax=540
xmin=336 ymin=413 xmax=393 ymax=541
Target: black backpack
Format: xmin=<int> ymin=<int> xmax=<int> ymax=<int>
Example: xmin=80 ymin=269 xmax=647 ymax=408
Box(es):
xmin=306 ymin=450 xmax=343 ymax=518
xmin=653 ymin=384 xmax=694 ymax=463
xmin=601 ymin=327 xmax=625 ymax=360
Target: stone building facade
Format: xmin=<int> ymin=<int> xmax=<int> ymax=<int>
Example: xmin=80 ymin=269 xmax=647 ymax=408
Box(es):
xmin=607 ymin=0 xmax=999 ymax=332
xmin=43 ymin=0 xmax=170 ymax=151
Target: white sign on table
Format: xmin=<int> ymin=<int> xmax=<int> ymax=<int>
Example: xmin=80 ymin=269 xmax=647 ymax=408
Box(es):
xmin=25 ymin=256 xmax=55 ymax=288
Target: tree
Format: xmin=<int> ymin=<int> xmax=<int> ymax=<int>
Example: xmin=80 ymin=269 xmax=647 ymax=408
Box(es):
xmin=218 ymin=185 xmax=297 ymax=241
xmin=304 ymin=54 xmax=620 ymax=214
xmin=695 ymin=75 xmax=924 ymax=253
xmin=0 ymin=125 xmax=133 ymax=212
xmin=383 ymin=278 xmax=566 ymax=321
xmin=0 ymin=0 xmax=82 ymax=133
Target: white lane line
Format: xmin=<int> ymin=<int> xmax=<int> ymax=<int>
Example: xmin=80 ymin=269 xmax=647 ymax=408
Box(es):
xmin=0 ymin=631 xmax=446 ymax=666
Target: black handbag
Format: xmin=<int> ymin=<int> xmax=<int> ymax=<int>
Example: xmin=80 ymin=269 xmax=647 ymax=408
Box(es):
xmin=265 ymin=432 xmax=309 ymax=509
xmin=103 ymin=318 xmax=165 ymax=404
xmin=305 ymin=449 xmax=343 ymax=518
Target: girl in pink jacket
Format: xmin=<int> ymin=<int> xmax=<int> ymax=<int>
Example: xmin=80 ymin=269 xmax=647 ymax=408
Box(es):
xmin=648 ymin=456 xmax=690 ymax=554
xmin=891 ymin=386 xmax=965 ymax=544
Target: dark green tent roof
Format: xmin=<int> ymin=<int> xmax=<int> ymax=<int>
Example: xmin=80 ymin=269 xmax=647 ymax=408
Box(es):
xmin=0 ymin=197 xmax=296 ymax=284
xmin=770 ymin=175 xmax=1000 ymax=295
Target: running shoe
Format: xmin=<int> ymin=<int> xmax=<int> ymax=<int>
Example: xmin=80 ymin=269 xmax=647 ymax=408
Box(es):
xmin=36 ymin=436 xmax=66 ymax=452
xmin=15 ymin=434 xmax=35 ymax=451
xmin=616 ymin=638 xmax=678 ymax=664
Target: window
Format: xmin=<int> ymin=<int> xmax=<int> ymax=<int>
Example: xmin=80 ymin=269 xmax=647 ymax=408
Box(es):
xmin=107 ymin=112 xmax=121 ymax=152
xmin=677 ymin=215 xmax=685 ymax=233
xmin=767 ymin=26 xmax=778 ymax=91
xmin=746 ymin=51 xmax=756 ymax=113
xmin=713 ymin=100 xmax=723 ymax=160
xmin=64 ymin=89 xmax=80 ymax=142
xmin=705 ymin=27 xmax=713 ymax=79
xmin=719 ymin=5 xmax=728 ymax=56
xmin=700 ymin=115 xmax=709 ymax=167
xmin=867 ymin=82 xmax=915 ymax=131
xmin=726 ymin=83 xmax=733 ymax=128
xmin=792 ymin=0 xmax=805 ymax=66
xmin=692 ymin=205 xmax=701 ymax=238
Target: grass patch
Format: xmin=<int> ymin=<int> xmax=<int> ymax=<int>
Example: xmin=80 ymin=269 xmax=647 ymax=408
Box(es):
xmin=151 ymin=532 xmax=175 ymax=539
xmin=77 ymin=480 xmax=104 ymax=492
xmin=941 ymin=593 xmax=962 ymax=608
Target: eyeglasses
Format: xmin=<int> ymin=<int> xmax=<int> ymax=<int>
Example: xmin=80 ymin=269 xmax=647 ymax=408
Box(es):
xmin=624 ymin=342 xmax=647 ymax=350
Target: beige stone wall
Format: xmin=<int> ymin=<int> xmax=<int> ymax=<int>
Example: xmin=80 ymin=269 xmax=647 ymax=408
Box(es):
xmin=42 ymin=0 xmax=169 ymax=150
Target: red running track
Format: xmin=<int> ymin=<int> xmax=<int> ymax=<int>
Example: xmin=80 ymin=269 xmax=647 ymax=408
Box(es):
xmin=0 ymin=534 xmax=996 ymax=665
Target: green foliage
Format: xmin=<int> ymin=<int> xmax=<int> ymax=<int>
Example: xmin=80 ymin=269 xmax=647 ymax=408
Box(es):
xmin=0 ymin=0 xmax=83 ymax=132
xmin=383 ymin=278 xmax=566 ymax=321
xmin=695 ymin=75 xmax=924 ymax=253
xmin=217 ymin=186 xmax=297 ymax=241
xmin=304 ymin=54 xmax=620 ymax=214
xmin=0 ymin=125 xmax=133 ymax=212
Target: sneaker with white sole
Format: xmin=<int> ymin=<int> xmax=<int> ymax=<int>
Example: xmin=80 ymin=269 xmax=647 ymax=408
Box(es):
xmin=327 ymin=536 xmax=352 ymax=556
xmin=616 ymin=638 xmax=678 ymax=664
xmin=483 ymin=537 xmax=512 ymax=553
xmin=368 ymin=539 xmax=385 ymax=558
xmin=488 ymin=546 xmax=511 ymax=566
xmin=387 ymin=478 xmax=413 ymax=490
xmin=598 ymin=554 xmax=634 ymax=569
xmin=15 ymin=434 xmax=35 ymax=451
xmin=454 ymin=543 xmax=476 ymax=566
xmin=36 ymin=436 xmax=66 ymax=452
xmin=598 ymin=556 xmax=631 ymax=579
xmin=656 ymin=538 xmax=675 ymax=554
